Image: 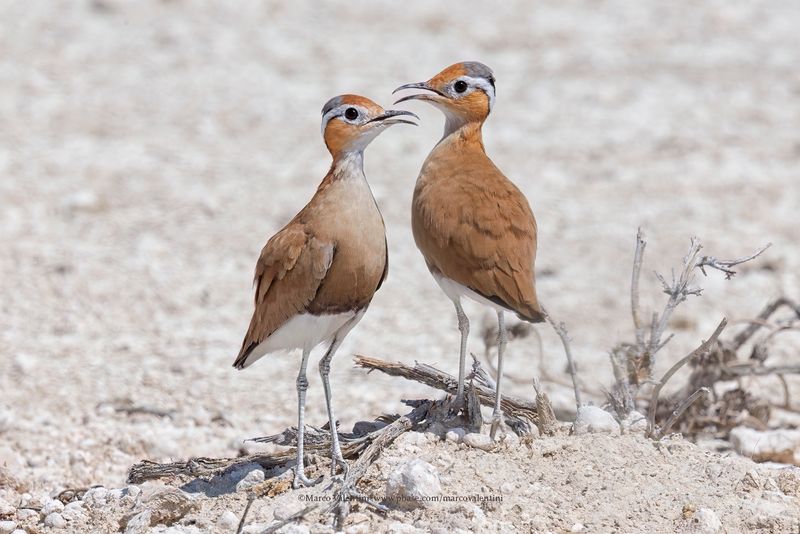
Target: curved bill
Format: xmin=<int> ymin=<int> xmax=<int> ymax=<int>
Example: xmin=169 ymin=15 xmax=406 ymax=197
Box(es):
xmin=392 ymin=81 xmax=446 ymax=105
xmin=368 ymin=109 xmax=419 ymax=126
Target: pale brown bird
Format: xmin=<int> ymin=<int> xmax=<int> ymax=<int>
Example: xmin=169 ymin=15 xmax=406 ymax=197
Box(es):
xmin=394 ymin=62 xmax=544 ymax=439
xmin=233 ymin=95 xmax=416 ymax=487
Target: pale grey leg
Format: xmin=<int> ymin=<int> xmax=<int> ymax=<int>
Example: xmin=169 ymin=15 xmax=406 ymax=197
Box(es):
xmin=293 ymin=346 xmax=319 ymax=488
xmin=453 ymin=299 xmax=469 ymax=407
xmin=490 ymin=310 xmax=507 ymax=440
xmin=319 ymin=333 xmax=348 ymax=479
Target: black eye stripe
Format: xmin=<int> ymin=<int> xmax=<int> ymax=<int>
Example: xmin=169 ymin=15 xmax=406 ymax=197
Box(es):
xmin=344 ymin=107 xmax=359 ymax=120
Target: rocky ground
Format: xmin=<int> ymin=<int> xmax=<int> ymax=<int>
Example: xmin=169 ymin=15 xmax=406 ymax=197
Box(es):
xmin=1 ymin=0 xmax=799 ymax=533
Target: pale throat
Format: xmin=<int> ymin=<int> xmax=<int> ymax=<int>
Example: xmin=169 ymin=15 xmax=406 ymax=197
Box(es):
xmin=332 ymin=150 xmax=367 ymax=180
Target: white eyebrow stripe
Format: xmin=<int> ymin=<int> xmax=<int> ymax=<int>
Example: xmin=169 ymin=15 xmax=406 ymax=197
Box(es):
xmin=321 ymin=104 xmax=370 ymax=134
xmin=461 ymin=76 xmax=496 ymax=111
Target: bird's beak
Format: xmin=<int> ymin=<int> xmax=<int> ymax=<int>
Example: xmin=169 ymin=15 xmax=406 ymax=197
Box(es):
xmin=367 ymin=109 xmax=419 ymax=126
xmin=392 ymin=81 xmax=446 ymax=105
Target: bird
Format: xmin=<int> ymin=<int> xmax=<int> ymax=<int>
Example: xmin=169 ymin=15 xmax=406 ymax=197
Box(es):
xmin=233 ymin=94 xmax=417 ymax=488
xmin=394 ymin=62 xmax=545 ymax=439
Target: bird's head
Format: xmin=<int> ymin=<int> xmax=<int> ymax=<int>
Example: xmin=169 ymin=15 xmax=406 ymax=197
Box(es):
xmin=321 ymin=94 xmax=417 ymax=156
xmin=393 ymin=62 xmax=496 ymax=131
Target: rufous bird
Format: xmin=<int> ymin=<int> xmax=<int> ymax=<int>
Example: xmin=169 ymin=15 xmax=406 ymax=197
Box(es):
xmin=233 ymin=95 xmax=416 ymax=488
xmin=394 ymin=62 xmax=545 ymax=439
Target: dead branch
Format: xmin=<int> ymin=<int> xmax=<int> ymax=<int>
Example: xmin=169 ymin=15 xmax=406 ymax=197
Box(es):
xmin=353 ymin=355 xmax=539 ymax=433
xmin=631 ymin=227 xmax=647 ymax=348
xmin=532 ymin=378 xmax=558 ymax=436
xmin=328 ymin=401 xmax=431 ymax=530
xmin=656 ymin=387 xmax=710 ymax=439
xmin=647 ymin=318 xmax=728 ymax=438
xmin=540 ymin=308 xmax=583 ymax=410
xmin=730 ymin=297 xmax=800 ymax=350
xmin=237 ymin=494 xmax=255 ymax=534
xmin=696 ymin=243 xmax=771 ymax=279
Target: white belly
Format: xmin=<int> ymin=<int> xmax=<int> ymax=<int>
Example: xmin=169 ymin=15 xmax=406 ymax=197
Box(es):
xmin=239 ymin=311 xmax=361 ymax=368
xmin=432 ymin=272 xmax=509 ymax=313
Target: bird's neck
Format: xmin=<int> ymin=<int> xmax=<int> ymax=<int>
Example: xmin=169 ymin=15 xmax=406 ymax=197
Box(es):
xmin=330 ymin=150 xmax=366 ymax=181
xmin=438 ymin=120 xmax=486 ymax=153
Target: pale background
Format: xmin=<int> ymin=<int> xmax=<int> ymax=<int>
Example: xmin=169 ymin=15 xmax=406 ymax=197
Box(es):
xmin=0 ymin=0 xmax=798 ymax=491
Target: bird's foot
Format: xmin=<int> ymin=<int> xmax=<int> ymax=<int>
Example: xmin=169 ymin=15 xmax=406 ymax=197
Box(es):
xmin=489 ymin=411 xmax=505 ymax=442
xmin=293 ymin=469 xmax=323 ymax=489
xmin=328 ymin=475 xmax=388 ymax=529
xmin=329 ymin=453 xmax=349 ymax=482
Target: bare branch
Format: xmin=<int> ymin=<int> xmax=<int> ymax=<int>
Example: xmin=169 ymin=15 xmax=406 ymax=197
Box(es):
xmin=656 ymin=387 xmax=711 ymax=440
xmin=697 ymin=243 xmax=772 ymax=279
xmin=730 ymin=297 xmax=800 ymax=350
xmin=541 ymin=307 xmax=582 ymax=410
xmin=353 ymin=355 xmax=538 ymax=432
xmin=631 ymin=227 xmax=647 ymax=348
xmin=647 ymin=318 xmax=728 ymax=438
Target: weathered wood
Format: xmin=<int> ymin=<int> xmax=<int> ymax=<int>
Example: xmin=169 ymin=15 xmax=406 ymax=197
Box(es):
xmin=354 ymin=354 xmax=539 ymax=432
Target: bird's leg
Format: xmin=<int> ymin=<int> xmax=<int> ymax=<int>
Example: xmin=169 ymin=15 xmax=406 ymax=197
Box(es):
xmin=293 ymin=346 xmax=321 ymax=489
xmin=453 ymin=299 xmax=469 ymax=410
xmin=319 ymin=334 xmax=348 ymax=481
xmin=489 ymin=310 xmax=507 ymax=440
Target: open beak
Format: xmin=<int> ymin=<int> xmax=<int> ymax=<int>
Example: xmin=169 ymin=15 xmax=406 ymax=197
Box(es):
xmin=367 ymin=109 xmax=419 ymax=126
xmin=392 ymin=81 xmax=446 ymax=105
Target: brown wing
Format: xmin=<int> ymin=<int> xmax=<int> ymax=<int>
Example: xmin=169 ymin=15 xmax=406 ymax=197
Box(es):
xmin=233 ymin=223 xmax=334 ymax=368
xmin=412 ymin=156 xmax=544 ymax=323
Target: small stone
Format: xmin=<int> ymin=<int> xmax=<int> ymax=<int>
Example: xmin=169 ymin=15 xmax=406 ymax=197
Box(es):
xmin=445 ymin=428 xmax=465 ymax=443
xmin=385 ymin=459 xmax=442 ymax=509
xmin=218 ymin=510 xmax=239 ymax=530
xmin=387 ymin=522 xmax=419 ymax=533
xmin=621 ymin=410 xmax=648 ymax=433
xmin=126 ymin=485 xmax=142 ymax=499
xmin=501 ymin=432 xmax=520 ymax=448
xmin=236 ymin=467 xmax=265 ymax=492
xmin=0 ymin=499 xmax=13 ymax=517
xmin=462 ymin=433 xmax=495 ymax=451
xmin=572 ymin=406 xmax=620 ymax=435
xmin=44 ymin=512 xmax=67 ymax=528
xmin=570 ymin=523 xmax=585 ymax=532
xmin=692 ymin=508 xmax=721 ymax=533
xmin=42 ymin=498 xmax=65 ymax=515
xmin=15 ymin=509 xmax=37 ymax=521
xmin=62 ymin=501 xmax=86 ymax=521
xmin=82 ymin=487 xmax=108 ymax=506
xmin=124 ymin=510 xmax=152 ymax=534
xmin=0 ymin=521 xmax=16 ymax=534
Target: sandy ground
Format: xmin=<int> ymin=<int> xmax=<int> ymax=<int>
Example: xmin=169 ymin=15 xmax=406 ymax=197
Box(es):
xmin=1 ymin=0 xmax=799 ymax=532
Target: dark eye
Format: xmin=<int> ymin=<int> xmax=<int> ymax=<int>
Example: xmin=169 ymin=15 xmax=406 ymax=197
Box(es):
xmin=454 ymin=80 xmax=468 ymax=93
xmin=344 ymin=108 xmax=359 ymax=120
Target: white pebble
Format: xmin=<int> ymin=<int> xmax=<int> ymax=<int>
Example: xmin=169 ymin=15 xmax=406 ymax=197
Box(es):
xmin=693 ymin=508 xmax=722 ymax=533
xmin=62 ymin=501 xmax=86 ymax=521
xmin=0 ymin=521 xmax=16 ymax=534
xmin=82 ymin=487 xmax=108 ymax=506
xmin=462 ymin=433 xmax=496 ymax=451
xmin=124 ymin=510 xmax=152 ymax=534
xmin=571 ymin=523 xmax=585 ymax=532
xmin=217 ymin=510 xmax=239 ymax=530
xmin=15 ymin=509 xmax=37 ymax=520
xmin=42 ymin=498 xmax=64 ymax=515
xmin=44 ymin=512 xmax=67 ymax=528
xmin=445 ymin=428 xmax=465 ymax=443
xmin=385 ymin=459 xmax=441 ymax=509
xmin=0 ymin=499 xmax=14 ymax=517
xmin=236 ymin=468 xmax=265 ymax=492
xmin=621 ymin=410 xmax=648 ymax=433
xmin=572 ymin=406 xmax=621 ymax=436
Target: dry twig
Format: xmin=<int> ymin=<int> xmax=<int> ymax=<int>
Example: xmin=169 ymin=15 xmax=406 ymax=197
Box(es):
xmin=353 ymin=355 xmax=539 ymax=433
xmin=646 ymin=318 xmax=727 ymax=438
